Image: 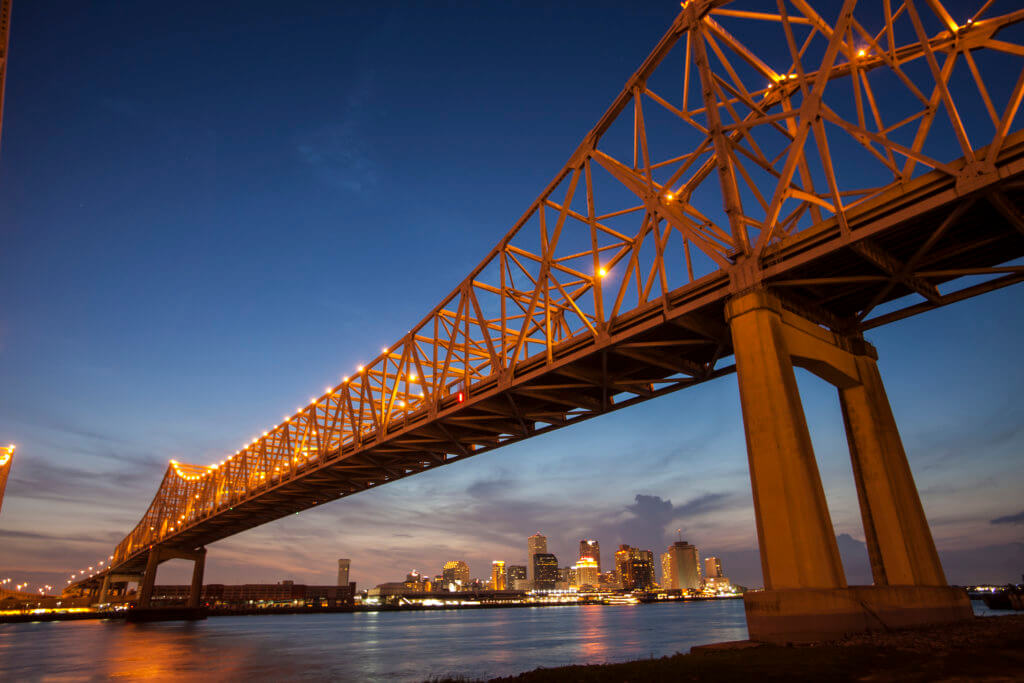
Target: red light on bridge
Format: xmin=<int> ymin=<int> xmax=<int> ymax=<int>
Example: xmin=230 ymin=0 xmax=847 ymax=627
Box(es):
xmin=457 ymin=391 xmax=464 ymax=404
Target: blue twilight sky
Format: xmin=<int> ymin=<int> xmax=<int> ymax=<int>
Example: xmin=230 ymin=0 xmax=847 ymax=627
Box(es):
xmin=1 ymin=1 xmax=1022 ymax=591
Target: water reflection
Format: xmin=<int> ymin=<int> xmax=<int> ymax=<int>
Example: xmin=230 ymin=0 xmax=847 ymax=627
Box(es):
xmin=0 ymin=601 xmax=749 ymax=681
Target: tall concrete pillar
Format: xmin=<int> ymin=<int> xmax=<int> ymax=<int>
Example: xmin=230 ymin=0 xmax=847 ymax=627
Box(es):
xmin=839 ymin=354 xmax=946 ymax=586
xmin=138 ymin=548 xmax=161 ymax=609
xmin=188 ymin=548 xmax=206 ymax=609
xmin=724 ymin=290 xmax=846 ymax=590
xmin=726 ymin=289 xmax=971 ymax=642
xmin=98 ymin=574 xmax=112 ymax=604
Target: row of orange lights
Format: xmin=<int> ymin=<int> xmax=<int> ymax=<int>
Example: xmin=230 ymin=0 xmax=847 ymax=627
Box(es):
xmin=163 ymin=263 xmax=612 ymax=481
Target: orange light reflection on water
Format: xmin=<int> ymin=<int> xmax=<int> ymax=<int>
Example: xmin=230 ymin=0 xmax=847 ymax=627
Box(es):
xmin=578 ymin=604 xmax=608 ymax=660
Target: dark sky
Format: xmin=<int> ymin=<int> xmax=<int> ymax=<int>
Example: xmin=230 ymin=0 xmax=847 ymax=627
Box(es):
xmin=1 ymin=1 xmax=1022 ymax=592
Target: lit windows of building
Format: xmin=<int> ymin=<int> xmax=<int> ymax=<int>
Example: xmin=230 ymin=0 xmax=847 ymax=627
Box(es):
xmin=572 ymin=557 xmax=599 ymax=589
xmin=507 ymin=565 xmax=528 ymax=590
xmin=660 ymin=551 xmax=674 ymax=590
xmin=578 ymin=539 xmax=600 ymax=573
xmin=527 ymin=533 xmax=547 ymax=581
xmin=532 ymin=553 xmax=559 ymax=590
xmin=662 ymin=541 xmax=701 ymax=591
xmin=337 ymin=559 xmax=351 ymax=587
xmin=615 ymin=545 xmax=656 ymax=591
xmin=442 ymin=560 xmax=470 ymax=589
xmin=491 ymin=561 xmax=507 ymax=590
xmin=704 ymin=556 xmax=723 ymax=579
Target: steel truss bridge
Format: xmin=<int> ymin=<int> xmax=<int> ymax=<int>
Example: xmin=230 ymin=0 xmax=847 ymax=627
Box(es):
xmin=70 ymin=0 xmax=1023 ymax=610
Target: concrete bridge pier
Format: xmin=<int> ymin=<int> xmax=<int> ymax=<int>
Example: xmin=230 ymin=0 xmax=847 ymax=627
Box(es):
xmin=137 ymin=546 xmax=207 ymax=609
xmin=97 ymin=573 xmax=142 ymax=605
xmin=725 ymin=290 xmax=972 ymax=643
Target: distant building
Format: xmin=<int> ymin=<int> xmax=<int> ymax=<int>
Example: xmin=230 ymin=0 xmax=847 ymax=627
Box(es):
xmin=579 ymin=539 xmax=601 ymax=573
xmin=152 ymin=581 xmax=354 ymax=608
xmin=527 ymin=533 xmax=547 ymax=581
xmin=507 ymin=565 xmax=528 ymax=590
xmin=598 ymin=570 xmax=621 ymax=590
xmin=662 ymin=541 xmax=701 ymax=590
xmin=404 ymin=570 xmax=429 ymax=590
xmin=573 ymin=557 xmax=599 ymax=588
xmin=615 ymin=545 xmax=655 ymax=590
xmin=704 ymin=556 xmax=723 ymax=579
xmin=442 ymin=560 xmax=470 ymax=588
xmin=337 ymin=559 xmax=351 ymax=587
xmin=660 ymin=551 xmax=674 ymax=590
xmin=533 ymin=553 xmax=559 ymax=590
xmin=704 ymin=576 xmax=733 ymax=593
xmin=491 ymin=561 xmax=507 ymax=590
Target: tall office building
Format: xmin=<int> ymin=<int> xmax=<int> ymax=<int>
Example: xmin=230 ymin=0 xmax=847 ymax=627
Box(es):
xmin=533 ymin=553 xmax=559 ymax=590
xmin=578 ymin=539 xmax=601 ymax=573
xmin=662 ymin=541 xmax=701 ymax=590
xmin=507 ymin=564 xmax=528 ymax=590
xmin=573 ymin=557 xmax=599 ymax=588
xmin=527 ymin=532 xmax=547 ymax=581
xmin=615 ymin=545 xmax=655 ymax=590
xmin=491 ymin=561 xmax=507 ymax=590
xmin=337 ymin=559 xmax=351 ymax=587
xmin=442 ymin=560 xmax=471 ymax=586
xmin=704 ymin=556 xmax=723 ymax=579
xmin=660 ymin=551 xmax=674 ymax=590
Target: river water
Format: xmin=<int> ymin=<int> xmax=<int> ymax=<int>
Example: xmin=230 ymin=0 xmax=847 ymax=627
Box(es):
xmin=0 ymin=600 xmax=747 ymax=681
xmin=0 ymin=599 xmax=1005 ymax=681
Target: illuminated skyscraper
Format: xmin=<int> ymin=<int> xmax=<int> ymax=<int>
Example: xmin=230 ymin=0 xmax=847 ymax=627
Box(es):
xmin=573 ymin=557 xmax=599 ymax=588
xmin=704 ymin=556 xmax=723 ymax=579
xmin=491 ymin=560 xmax=507 ymax=590
xmin=442 ymin=560 xmax=471 ymax=587
xmin=507 ymin=564 xmax=527 ymax=590
xmin=0 ymin=445 xmax=12 ymax=515
xmin=578 ymin=539 xmax=601 ymax=573
xmin=533 ymin=553 xmax=558 ymax=589
xmin=527 ymin=532 xmax=547 ymax=581
xmin=615 ymin=545 xmax=655 ymax=590
xmin=337 ymin=558 xmax=351 ymax=587
xmin=662 ymin=541 xmax=701 ymax=590
xmin=660 ymin=551 xmax=674 ymax=589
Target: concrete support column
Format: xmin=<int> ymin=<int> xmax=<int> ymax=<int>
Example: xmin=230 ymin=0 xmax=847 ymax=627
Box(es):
xmin=725 ymin=291 xmax=846 ymax=590
xmin=98 ymin=574 xmax=111 ymax=604
xmin=839 ymin=354 xmax=946 ymax=586
xmin=188 ymin=548 xmax=206 ymax=608
xmin=138 ymin=548 xmax=161 ymax=609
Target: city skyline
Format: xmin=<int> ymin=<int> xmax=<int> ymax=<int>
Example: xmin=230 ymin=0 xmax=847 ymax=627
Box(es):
xmin=1 ymin=1 xmax=1023 ymax=594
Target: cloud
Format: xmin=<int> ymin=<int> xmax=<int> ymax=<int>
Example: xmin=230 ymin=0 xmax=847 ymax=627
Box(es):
xmin=991 ymin=510 xmax=1024 ymax=525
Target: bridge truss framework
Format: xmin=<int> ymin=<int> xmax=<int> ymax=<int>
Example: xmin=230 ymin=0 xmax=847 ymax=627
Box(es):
xmin=68 ymin=0 xmax=1024 ymax=639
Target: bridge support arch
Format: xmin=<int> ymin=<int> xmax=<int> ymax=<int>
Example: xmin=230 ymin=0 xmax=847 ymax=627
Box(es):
xmin=725 ymin=290 xmax=971 ymax=642
xmin=137 ymin=546 xmax=207 ymax=609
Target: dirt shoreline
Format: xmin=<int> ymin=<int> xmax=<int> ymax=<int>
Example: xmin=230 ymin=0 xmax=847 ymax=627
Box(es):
xmin=454 ymin=614 xmax=1024 ymax=682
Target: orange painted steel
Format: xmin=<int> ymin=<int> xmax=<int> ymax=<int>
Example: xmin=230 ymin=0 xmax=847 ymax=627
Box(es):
xmin=69 ymin=0 xmax=1024 ymax=590
xmin=0 ymin=445 xmax=13 ymax=515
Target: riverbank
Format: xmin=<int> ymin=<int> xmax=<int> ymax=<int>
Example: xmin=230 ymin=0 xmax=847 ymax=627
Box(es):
xmin=0 ymin=594 xmax=742 ymax=624
xmin=479 ymin=614 xmax=1024 ymax=682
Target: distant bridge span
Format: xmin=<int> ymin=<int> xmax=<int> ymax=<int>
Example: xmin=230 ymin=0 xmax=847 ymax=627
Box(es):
xmin=71 ymin=0 xmax=1024 ymax=639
